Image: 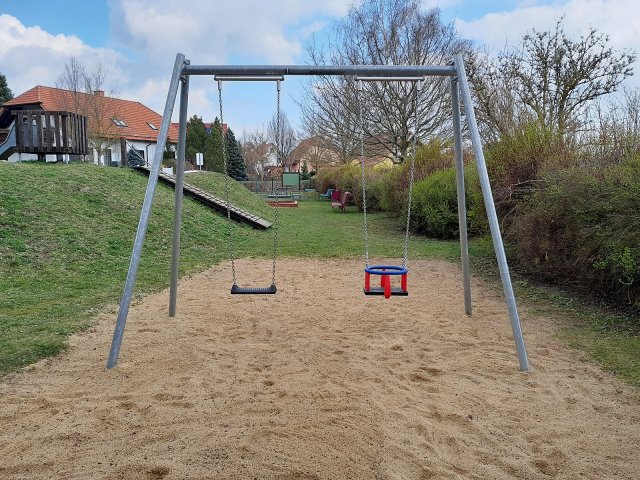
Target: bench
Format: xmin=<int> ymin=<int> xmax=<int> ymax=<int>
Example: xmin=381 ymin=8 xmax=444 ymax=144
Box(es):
xmin=319 ymin=188 xmax=333 ymax=200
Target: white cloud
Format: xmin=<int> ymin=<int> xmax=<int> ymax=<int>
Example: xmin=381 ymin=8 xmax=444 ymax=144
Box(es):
xmin=0 ymin=14 xmax=124 ymax=97
xmin=456 ymin=0 xmax=640 ymax=59
xmin=108 ymin=0 xmax=353 ymax=66
xmin=105 ymin=0 xmax=355 ymax=125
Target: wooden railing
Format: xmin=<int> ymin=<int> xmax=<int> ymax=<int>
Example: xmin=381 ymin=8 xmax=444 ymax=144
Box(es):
xmin=13 ymin=110 xmax=88 ymax=155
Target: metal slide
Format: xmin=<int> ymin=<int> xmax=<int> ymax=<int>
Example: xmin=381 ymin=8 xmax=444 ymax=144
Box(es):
xmin=0 ymin=122 xmax=16 ymax=160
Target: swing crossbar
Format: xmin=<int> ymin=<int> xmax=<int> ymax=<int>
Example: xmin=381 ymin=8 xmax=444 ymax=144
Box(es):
xmin=214 ymin=75 xmax=284 ymax=82
xmin=231 ymin=284 xmax=277 ymax=295
xmin=356 ymin=76 xmax=424 ymax=82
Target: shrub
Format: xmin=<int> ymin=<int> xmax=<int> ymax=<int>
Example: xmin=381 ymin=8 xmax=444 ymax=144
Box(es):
xmin=412 ymin=168 xmax=458 ymax=238
xmin=508 ymin=158 xmax=640 ymax=315
xmin=314 ymin=167 xmax=340 ymax=193
xmin=382 ymin=139 xmax=457 ymax=217
xmin=316 ymin=164 xmax=385 ymax=210
xmin=411 ymin=164 xmax=487 ymax=239
xmin=485 ymin=121 xmax=572 ymax=218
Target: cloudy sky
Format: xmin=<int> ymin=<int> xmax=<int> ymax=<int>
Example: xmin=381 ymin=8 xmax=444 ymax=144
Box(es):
xmin=1 ymin=0 xmax=638 ymax=135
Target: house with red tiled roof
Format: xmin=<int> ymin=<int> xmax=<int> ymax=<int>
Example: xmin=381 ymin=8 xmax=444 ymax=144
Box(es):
xmin=288 ymin=136 xmax=341 ymax=173
xmin=0 ymin=85 xmax=178 ymax=165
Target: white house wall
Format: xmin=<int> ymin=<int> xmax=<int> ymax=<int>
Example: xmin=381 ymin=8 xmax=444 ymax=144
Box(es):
xmin=6 ymin=139 xmax=168 ymax=166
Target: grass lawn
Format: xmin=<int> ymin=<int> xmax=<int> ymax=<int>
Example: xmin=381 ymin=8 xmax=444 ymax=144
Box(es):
xmin=1 ymin=162 xmax=638 ymax=387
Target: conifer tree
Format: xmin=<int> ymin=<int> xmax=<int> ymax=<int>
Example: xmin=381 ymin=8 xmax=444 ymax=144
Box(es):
xmin=185 ymin=115 xmax=207 ymax=164
xmin=0 ymin=73 xmax=13 ymax=104
xmin=225 ymin=128 xmax=248 ymax=180
xmin=205 ymin=117 xmax=224 ymax=172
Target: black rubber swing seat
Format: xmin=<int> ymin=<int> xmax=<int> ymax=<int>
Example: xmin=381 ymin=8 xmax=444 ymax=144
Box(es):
xmin=231 ymin=284 xmax=277 ymax=295
xmin=364 ymin=287 xmax=409 ymax=296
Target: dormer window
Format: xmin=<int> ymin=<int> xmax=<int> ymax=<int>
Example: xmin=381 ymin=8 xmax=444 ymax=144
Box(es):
xmin=112 ymin=118 xmax=127 ymax=127
xmin=147 ymin=122 xmax=158 ymax=130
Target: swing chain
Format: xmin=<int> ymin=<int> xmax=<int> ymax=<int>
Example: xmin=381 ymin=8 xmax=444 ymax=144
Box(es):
xmin=271 ymin=80 xmax=281 ymax=287
xmin=402 ymin=78 xmax=422 ymax=268
xmin=358 ymin=79 xmax=370 ymax=267
xmin=218 ymin=80 xmax=237 ymax=285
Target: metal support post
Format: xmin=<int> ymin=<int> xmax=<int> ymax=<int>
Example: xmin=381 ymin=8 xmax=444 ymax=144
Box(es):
xmin=453 ymin=54 xmax=530 ymax=371
xmin=169 ymin=68 xmax=190 ymax=317
xmin=451 ymin=77 xmax=472 ymax=316
xmin=106 ymin=53 xmax=186 ymax=369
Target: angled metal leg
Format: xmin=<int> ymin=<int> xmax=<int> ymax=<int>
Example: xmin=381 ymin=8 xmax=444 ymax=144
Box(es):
xmin=454 ymin=54 xmax=530 ymax=372
xmin=107 ymin=53 xmax=187 ymax=369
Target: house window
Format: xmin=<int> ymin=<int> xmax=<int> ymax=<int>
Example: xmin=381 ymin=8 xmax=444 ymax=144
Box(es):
xmin=147 ymin=122 xmax=158 ymax=130
xmin=112 ymin=118 xmax=128 ymax=127
xmin=137 ymin=149 xmax=145 ymax=160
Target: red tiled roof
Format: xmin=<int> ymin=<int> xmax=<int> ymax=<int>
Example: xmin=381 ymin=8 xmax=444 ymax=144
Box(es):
xmin=3 ymin=86 xmax=178 ymax=143
xmin=203 ymin=122 xmax=228 ymax=134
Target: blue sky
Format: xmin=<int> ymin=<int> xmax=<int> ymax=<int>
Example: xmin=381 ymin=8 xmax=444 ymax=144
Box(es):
xmin=1 ymin=1 xmax=638 ymax=136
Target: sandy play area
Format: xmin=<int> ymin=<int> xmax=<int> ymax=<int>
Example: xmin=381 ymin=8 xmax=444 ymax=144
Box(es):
xmin=0 ymin=258 xmax=639 ymax=479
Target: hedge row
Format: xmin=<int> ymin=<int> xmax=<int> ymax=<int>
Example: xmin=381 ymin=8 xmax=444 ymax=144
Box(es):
xmin=315 ymin=126 xmax=640 ymax=315
xmin=507 ymin=160 xmax=640 ymax=313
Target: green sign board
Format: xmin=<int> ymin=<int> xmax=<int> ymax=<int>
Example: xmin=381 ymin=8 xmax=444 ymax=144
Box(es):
xmin=282 ymin=172 xmax=300 ymax=189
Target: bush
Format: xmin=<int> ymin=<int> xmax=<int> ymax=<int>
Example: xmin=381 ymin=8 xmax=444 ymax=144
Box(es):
xmin=315 ymin=164 xmax=374 ymax=209
xmin=412 ymin=168 xmax=458 ymax=238
xmin=411 ymin=164 xmax=487 ymax=239
xmin=485 ymin=121 xmax=572 ymax=218
xmin=382 ymin=139 xmax=456 ymax=217
xmin=508 ymin=158 xmax=640 ymax=315
xmin=314 ymin=167 xmax=340 ymax=193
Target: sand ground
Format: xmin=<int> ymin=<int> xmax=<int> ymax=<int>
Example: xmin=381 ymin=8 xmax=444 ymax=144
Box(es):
xmin=0 ymin=258 xmax=638 ymax=480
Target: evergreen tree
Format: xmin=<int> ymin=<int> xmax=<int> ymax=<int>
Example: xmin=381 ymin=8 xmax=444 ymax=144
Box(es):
xmin=225 ymin=128 xmax=248 ymax=180
xmin=185 ymin=115 xmax=207 ymax=163
xmin=204 ymin=117 xmax=224 ymax=172
xmin=126 ymin=147 xmax=145 ymax=167
xmin=0 ymin=73 xmax=13 ymax=104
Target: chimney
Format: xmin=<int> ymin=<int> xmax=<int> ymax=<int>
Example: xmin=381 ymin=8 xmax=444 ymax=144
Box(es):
xmin=94 ymin=90 xmax=105 ymax=97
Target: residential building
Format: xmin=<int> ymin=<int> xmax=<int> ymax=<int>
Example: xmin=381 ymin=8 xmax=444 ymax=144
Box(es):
xmin=0 ymin=86 xmax=178 ymax=165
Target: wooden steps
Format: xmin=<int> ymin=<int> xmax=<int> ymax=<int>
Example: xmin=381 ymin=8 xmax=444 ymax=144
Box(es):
xmin=133 ymin=166 xmax=272 ymax=230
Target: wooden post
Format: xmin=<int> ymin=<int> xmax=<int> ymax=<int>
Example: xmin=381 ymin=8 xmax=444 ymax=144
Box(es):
xmin=120 ymin=137 xmax=127 ymax=167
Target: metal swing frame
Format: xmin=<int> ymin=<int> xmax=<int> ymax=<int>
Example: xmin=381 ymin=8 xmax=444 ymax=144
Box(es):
xmin=106 ymin=53 xmax=530 ymax=372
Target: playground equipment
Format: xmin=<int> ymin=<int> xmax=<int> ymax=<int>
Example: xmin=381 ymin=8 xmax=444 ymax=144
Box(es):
xmin=0 ymin=110 xmax=88 ymax=160
xmin=106 ymin=54 xmax=530 ymax=372
xmin=358 ymin=77 xmax=421 ymax=299
xmin=216 ymin=76 xmax=281 ymax=295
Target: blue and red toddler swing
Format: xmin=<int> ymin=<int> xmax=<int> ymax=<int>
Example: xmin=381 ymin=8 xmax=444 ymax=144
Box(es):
xmin=358 ymin=76 xmax=422 ymax=299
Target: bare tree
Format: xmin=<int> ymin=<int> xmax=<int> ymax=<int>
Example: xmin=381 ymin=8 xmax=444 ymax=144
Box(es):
xmin=299 ymin=76 xmax=360 ymax=163
xmin=56 ymin=58 xmax=122 ymax=165
xmin=499 ymin=18 xmax=635 ymax=137
xmin=301 ymin=0 xmax=472 ymax=164
xmin=467 ymin=52 xmax=534 ymax=143
xmin=241 ymin=128 xmax=272 ymax=180
xmin=581 ymin=88 xmax=640 ymax=166
xmin=267 ymin=110 xmax=297 ymax=169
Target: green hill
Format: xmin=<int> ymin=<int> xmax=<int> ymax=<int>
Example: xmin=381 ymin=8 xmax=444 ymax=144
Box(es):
xmin=0 ymin=163 xmax=274 ymax=375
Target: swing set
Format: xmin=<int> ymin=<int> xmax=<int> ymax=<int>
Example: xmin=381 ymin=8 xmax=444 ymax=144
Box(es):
xmin=106 ymin=54 xmax=530 ymax=372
